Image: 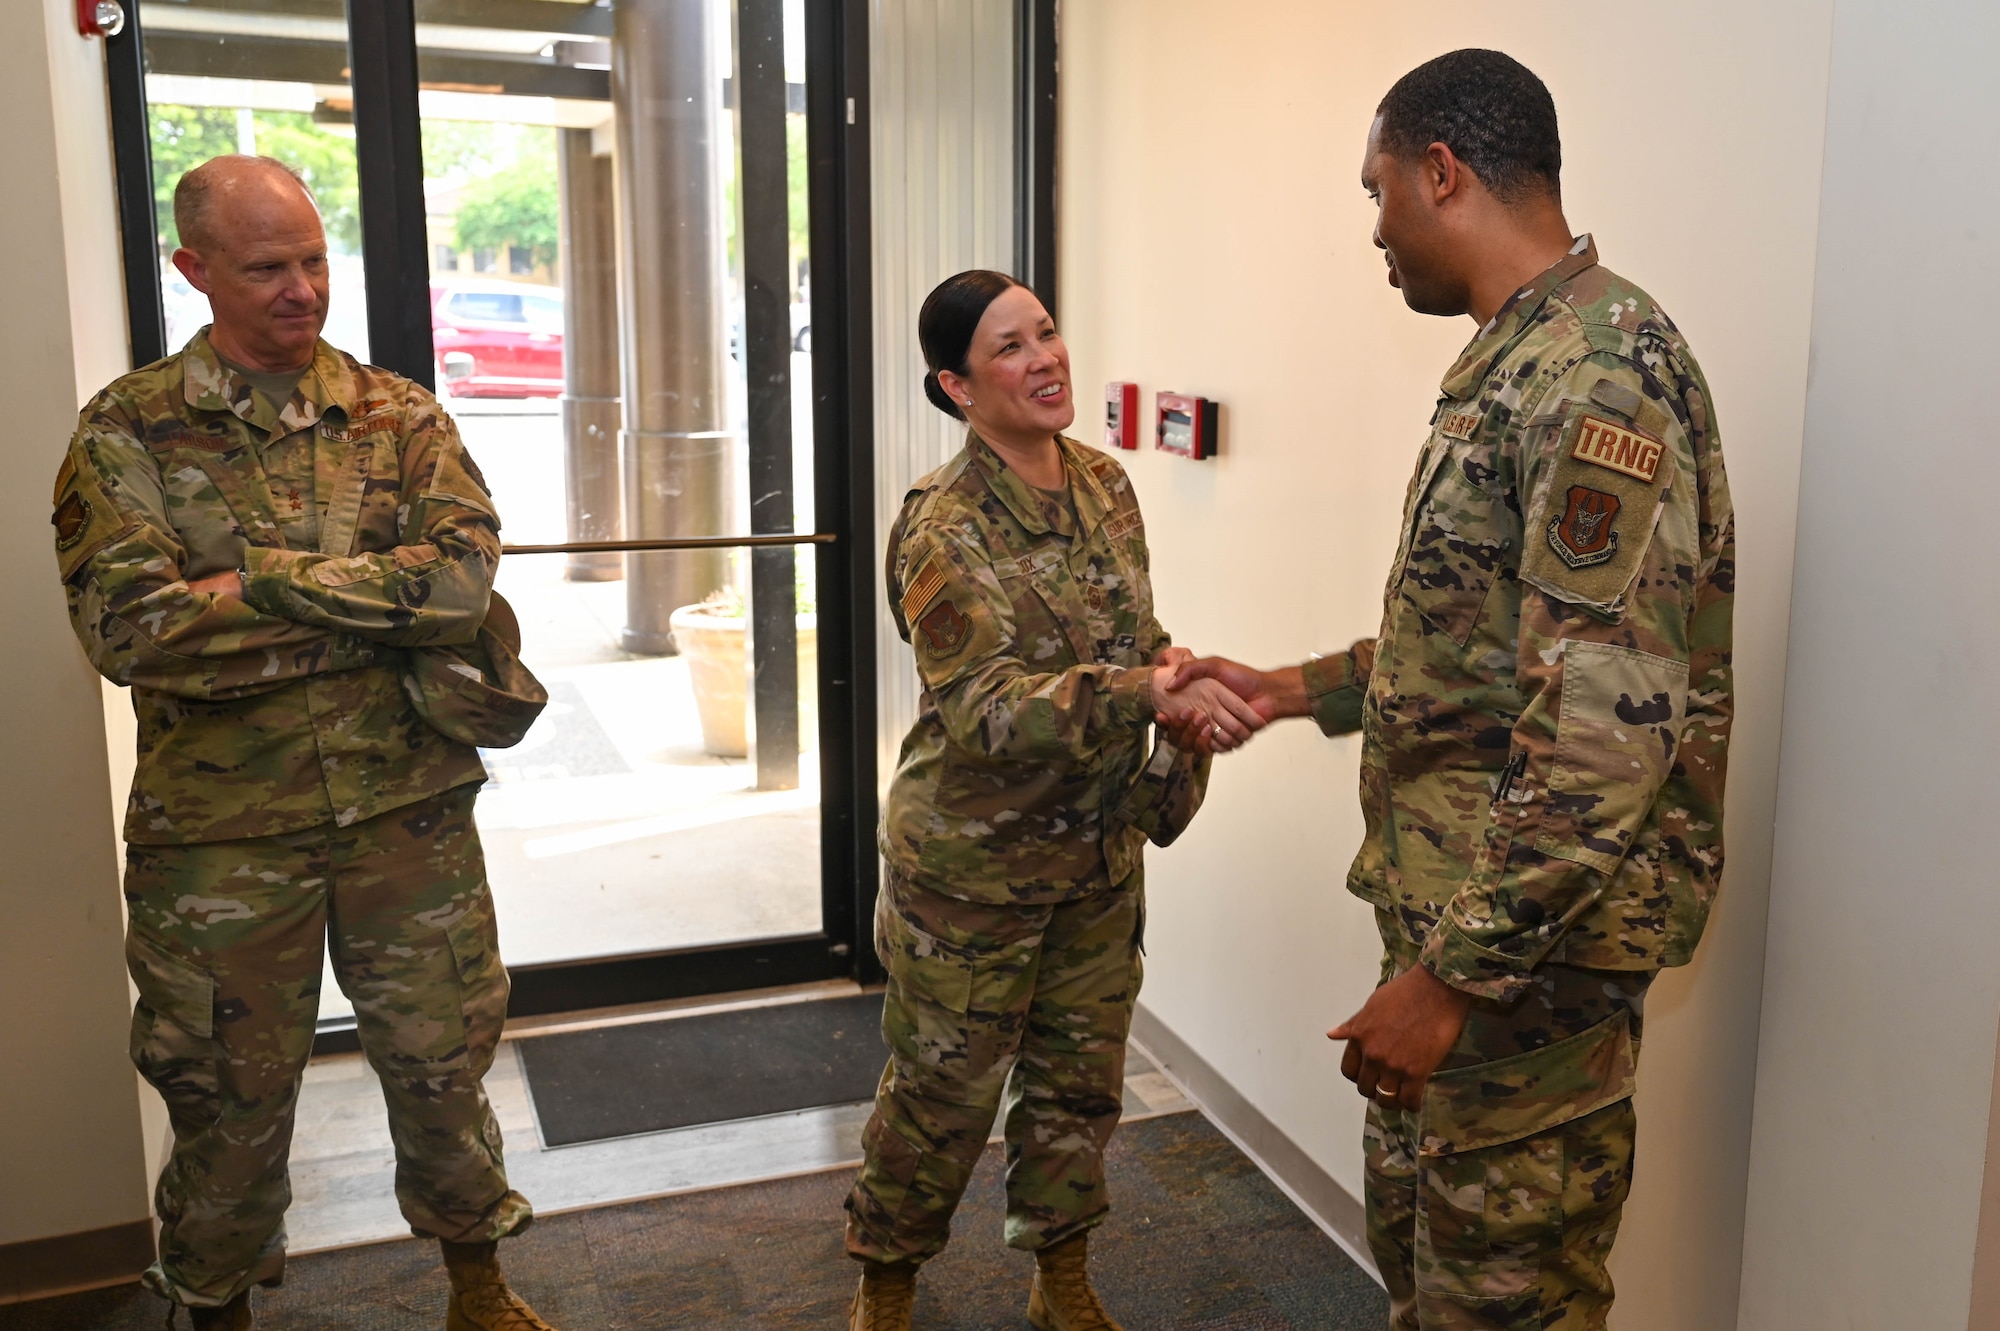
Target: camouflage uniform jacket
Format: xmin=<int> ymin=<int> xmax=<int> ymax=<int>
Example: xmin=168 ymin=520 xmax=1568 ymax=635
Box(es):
xmin=1301 ymin=237 xmax=1735 ymax=1001
xmin=52 ymin=331 xmax=500 ymax=845
xmin=881 ymin=433 xmax=1208 ymax=905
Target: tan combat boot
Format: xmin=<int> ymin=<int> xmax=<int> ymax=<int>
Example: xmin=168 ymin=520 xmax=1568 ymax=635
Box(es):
xmin=186 ymin=1292 xmax=252 ymax=1330
xmin=1028 ymin=1233 xmax=1124 ymax=1331
xmin=848 ymin=1259 xmax=917 ymax=1331
xmin=440 ymin=1240 xmax=558 ymax=1331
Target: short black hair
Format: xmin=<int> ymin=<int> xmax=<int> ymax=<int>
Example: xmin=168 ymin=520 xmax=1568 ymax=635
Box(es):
xmin=918 ymin=269 xmax=1021 ymax=420
xmin=1375 ymin=50 xmax=1561 ymax=203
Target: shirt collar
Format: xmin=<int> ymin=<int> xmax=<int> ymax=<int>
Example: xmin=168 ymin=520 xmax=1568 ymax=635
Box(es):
xmin=968 ymin=431 xmax=1113 ymax=539
xmin=1439 ymin=233 xmax=1599 ymax=400
xmin=182 ymin=329 xmax=359 ymax=437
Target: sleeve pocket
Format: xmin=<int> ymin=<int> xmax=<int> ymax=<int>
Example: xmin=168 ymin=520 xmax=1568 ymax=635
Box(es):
xmin=1536 ymin=641 xmax=1688 ymax=875
xmin=54 ymin=454 xmax=140 ymax=584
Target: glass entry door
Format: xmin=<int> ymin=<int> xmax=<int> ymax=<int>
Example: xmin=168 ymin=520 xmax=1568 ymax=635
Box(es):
xmin=111 ymin=0 xmax=880 ymax=1036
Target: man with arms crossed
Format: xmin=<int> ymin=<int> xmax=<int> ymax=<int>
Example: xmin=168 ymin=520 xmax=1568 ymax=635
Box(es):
xmin=1174 ymin=51 xmax=1734 ymax=1328
xmin=49 ymin=156 xmax=554 ymax=1330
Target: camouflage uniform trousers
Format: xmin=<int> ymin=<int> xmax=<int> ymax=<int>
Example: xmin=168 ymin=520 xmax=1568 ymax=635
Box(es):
xmin=845 ymin=866 xmax=1143 ymax=1263
xmin=122 ymin=784 xmax=531 ymax=1307
xmin=1364 ymin=923 xmax=1651 ymax=1330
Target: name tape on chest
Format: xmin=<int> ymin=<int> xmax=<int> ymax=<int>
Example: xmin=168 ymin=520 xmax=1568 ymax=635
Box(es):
xmin=322 ymin=412 xmax=399 ymax=442
xmin=1439 ymin=411 xmax=1480 ymax=441
xmin=1102 ymin=510 xmax=1143 ymax=542
xmin=900 ymin=556 xmax=947 ymax=624
xmin=1570 ymin=414 xmax=1664 ymax=484
xmin=147 ymin=427 xmax=236 ymax=454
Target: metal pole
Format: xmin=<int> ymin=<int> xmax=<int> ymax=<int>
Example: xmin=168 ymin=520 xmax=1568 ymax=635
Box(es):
xmin=736 ymin=0 xmax=799 ymax=790
xmin=557 ymin=128 xmax=623 ymax=582
xmin=612 ymin=0 xmax=736 ymax=654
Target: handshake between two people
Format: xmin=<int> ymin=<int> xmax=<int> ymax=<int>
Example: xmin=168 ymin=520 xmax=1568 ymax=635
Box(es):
xmin=1143 ymin=646 xmax=1475 ymax=1111
xmin=1146 ymin=648 xmax=1310 ymax=756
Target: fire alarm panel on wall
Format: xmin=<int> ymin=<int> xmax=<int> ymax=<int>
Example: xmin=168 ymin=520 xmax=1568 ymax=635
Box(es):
xmin=1155 ymin=392 xmax=1218 ymax=460
xmin=1105 ymin=382 xmax=1140 ymax=450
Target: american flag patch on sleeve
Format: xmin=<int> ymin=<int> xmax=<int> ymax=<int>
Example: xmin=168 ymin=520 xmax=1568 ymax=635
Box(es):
xmin=900 ymin=556 xmax=947 ymax=624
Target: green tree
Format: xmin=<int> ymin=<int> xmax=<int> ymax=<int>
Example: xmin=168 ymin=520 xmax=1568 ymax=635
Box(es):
xmin=145 ymin=105 xmax=362 ymax=253
xmin=147 ymin=105 xmax=235 ymax=251
xmin=453 ymin=150 xmax=559 ymax=268
xmin=252 ymin=112 xmax=361 ymax=252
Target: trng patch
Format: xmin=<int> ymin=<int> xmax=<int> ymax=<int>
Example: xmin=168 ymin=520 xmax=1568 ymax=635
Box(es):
xmin=52 ymin=491 xmax=91 ymax=550
xmin=1569 ymin=413 xmax=1663 ymax=483
xmin=917 ymin=599 xmax=968 ymax=656
xmin=1547 ymin=486 xmax=1621 ymax=569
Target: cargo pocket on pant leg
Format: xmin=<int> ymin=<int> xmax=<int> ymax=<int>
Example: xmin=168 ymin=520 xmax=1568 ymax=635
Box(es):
xmin=443 ymin=894 xmax=509 ymax=1079
xmin=126 ymin=930 xmax=220 ymax=1129
xmin=881 ymin=907 xmax=978 ymax=1100
xmin=1413 ymin=1011 xmax=1637 ymax=1319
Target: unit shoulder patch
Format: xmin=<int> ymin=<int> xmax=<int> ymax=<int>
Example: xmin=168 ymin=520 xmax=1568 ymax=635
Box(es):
xmin=1568 ymin=413 xmax=1664 ymax=484
xmin=917 ymin=598 xmax=968 ymax=656
xmin=900 ymin=555 xmax=948 ymax=626
xmin=1546 ymin=486 xmax=1621 ymax=569
xmin=52 ymin=492 xmax=91 ymax=550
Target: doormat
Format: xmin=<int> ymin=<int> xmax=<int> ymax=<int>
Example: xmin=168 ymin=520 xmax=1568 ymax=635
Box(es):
xmin=519 ymin=991 xmax=887 ymax=1146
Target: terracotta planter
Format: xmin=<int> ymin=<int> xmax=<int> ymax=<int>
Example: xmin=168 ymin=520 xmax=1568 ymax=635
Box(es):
xmin=668 ymin=606 xmax=819 ymax=759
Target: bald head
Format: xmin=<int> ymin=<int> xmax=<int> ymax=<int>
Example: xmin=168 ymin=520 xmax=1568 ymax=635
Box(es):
xmin=171 ymin=156 xmax=331 ymax=372
xmin=174 ymin=155 xmax=319 ymax=254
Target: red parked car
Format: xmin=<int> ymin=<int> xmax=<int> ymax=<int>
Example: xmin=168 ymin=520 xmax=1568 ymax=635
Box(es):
xmin=430 ymin=280 xmax=564 ymax=397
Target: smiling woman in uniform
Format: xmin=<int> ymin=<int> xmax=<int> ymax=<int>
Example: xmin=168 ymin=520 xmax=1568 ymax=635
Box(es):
xmin=840 ymin=270 xmax=1259 ymax=1331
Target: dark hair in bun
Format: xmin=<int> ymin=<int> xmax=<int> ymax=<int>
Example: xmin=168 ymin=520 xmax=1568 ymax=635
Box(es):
xmin=918 ymin=269 xmax=1022 ymax=420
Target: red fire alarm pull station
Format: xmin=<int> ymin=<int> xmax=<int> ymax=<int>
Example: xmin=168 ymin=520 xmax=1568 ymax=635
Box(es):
xmin=1155 ymin=392 xmax=1218 ymax=460
xmin=1105 ymin=382 xmax=1140 ymax=450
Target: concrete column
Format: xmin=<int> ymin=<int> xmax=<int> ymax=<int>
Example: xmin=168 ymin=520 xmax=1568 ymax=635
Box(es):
xmin=611 ymin=0 xmax=736 ymax=654
xmin=556 ymin=127 xmax=622 ymax=582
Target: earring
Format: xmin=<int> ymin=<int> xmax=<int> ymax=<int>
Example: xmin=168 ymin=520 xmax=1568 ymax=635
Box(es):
xmin=963 ymin=399 xmax=973 ymax=406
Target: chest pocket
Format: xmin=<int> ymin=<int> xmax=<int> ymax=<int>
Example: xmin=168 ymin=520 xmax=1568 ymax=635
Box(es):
xmin=997 ymin=548 xmax=1085 ymax=667
xmin=1400 ymin=444 xmax=1512 ymax=647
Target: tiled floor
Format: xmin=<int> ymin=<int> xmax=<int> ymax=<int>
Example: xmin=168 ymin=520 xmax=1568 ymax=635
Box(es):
xmin=288 ymin=984 xmax=1193 ymax=1252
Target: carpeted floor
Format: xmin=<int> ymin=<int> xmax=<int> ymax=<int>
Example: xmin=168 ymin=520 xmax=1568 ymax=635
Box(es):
xmin=10 ymin=1112 xmax=1386 ymax=1330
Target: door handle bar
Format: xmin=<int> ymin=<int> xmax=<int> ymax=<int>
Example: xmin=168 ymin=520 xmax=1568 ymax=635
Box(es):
xmin=499 ymin=532 xmax=839 ymax=556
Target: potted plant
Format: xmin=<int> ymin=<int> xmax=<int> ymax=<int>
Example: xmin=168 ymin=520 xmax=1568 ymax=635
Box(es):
xmin=669 ymin=573 xmax=818 ymax=759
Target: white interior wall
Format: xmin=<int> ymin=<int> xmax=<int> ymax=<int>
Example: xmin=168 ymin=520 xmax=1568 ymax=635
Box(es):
xmin=0 ymin=0 xmax=154 ymax=1255
xmin=1057 ymin=4 xmax=1832 ymax=1327
xmin=867 ymin=0 xmax=1014 ymax=783
xmin=1737 ymin=4 xmax=2000 ymax=1328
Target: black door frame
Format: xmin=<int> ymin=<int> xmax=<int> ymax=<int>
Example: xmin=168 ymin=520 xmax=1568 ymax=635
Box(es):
xmin=102 ymin=0 xmax=1063 ymax=1040
xmin=102 ymin=0 xmax=886 ymax=1045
